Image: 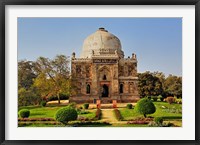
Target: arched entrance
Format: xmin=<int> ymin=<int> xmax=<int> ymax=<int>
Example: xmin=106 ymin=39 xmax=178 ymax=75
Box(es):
xmin=102 ymin=84 xmax=109 ymax=97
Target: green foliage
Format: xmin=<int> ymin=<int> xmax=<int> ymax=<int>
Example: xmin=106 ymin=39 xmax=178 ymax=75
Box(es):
xmin=18 ymin=60 xmax=37 ymax=90
xmin=163 ymin=75 xmax=182 ymax=98
xmin=33 ymin=55 xmax=71 ymax=104
xmin=83 ymin=103 xmax=89 ymax=109
xmin=55 ymin=106 xmax=78 ymax=125
xmin=78 ymin=110 xmax=89 ymax=115
xmin=40 ymin=101 xmax=47 ymax=107
xmin=154 ymin=117 xmax=163 ymax=124
xmin=135 ymin=98 xmax=156 ymax=118
xmin=18 ymin=87 xmax=41 ymax=107
xmin=138 ymin=72 xmax=163 ymax=98
xmin=19 ymin=109 xmax=30 ymax=118
xmin=166 ymin=97 xmax=175 ymax=104
xmin=126 ymin=104 xmax=133 ymax=109
xmin=47 ymin=94 xmax=69 ymax=101
xmin=68 ymin=102 xmax=77 ymax=108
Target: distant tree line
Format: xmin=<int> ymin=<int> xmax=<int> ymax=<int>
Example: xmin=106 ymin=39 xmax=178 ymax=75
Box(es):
xmin=138 ymin=71 xmax=182 ymax=99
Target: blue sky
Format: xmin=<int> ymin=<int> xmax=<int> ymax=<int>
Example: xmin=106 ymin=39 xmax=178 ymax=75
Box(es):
xmin=18 ymin=18 xmax=182 ymax=76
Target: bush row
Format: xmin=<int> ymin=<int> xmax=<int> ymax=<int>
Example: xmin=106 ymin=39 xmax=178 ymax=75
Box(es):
xmin=47 ymin=94 xmax=69 ymax=101
xmin=18 ymin=122 xmax=60 ymax=127
xmin=18 ymin=118 xmax=55 ymax=121
xmin=68 ymin=121 xmax=110 ymax=127
xmin=127 ymin=117 xmax=153 ymax=124
xmin=94 ymin=108 xmax=101 ymax=120
xmin=127 ymin=120 xmax=149 ymax=124
xmin=113 ymin=109 xmax=123 ymax=121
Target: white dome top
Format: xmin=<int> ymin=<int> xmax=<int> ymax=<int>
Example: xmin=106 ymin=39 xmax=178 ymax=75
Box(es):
xmin=80 ymin=28 xmax=123 ymax=58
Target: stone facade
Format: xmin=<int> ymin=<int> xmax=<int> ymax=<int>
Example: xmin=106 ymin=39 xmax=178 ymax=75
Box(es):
xmin=70 ymin=28 xmax=140 ymax=103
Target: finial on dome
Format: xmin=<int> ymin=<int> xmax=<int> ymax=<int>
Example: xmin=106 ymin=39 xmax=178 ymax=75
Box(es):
xmin=99 ymin=27 xmax=105 ymax=30
xmin=98 ymin=27 xmax=108 ymax=32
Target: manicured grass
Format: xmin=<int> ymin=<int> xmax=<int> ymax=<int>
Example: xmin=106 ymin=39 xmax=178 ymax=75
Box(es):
xmin=19 ymin=105 xmax=96 ymax=119
xmin=120 ymin=102 xmax=182 ymax=120
xmin=78 ymin=110 xmax=96 ymax=119
xmin=19 ymin=106 xmax=64 ymax=118
xmin=150 ymin=102 xmax=182 ymax=119
xmin=18 ymin=101 xmax=182 ymax=127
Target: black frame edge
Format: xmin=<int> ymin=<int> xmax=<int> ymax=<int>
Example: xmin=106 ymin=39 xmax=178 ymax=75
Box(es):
xmin=0 ymin=0 xmax=5 ymax=145
xmin=195 ymin=1 xmax=200 ymax=144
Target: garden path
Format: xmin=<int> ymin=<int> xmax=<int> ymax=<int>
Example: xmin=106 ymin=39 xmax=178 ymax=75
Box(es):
xmin=100 ymin=109 xmax=123 ymax=124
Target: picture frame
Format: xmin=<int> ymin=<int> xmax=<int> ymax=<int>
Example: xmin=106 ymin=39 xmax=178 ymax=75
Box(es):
xmin=0 ymin=0 xmax=199 ymax=145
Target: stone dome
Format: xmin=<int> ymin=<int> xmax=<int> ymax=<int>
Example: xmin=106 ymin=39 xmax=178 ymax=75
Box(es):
xmin=80 ymin=28 xmax=123 ymax=58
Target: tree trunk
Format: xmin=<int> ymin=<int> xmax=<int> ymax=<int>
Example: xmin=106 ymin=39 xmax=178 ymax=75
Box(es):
xmin=57 ymin=93 xmax=60 ymax=104
xmin=144 ymin=114 xmax=146 ymax=118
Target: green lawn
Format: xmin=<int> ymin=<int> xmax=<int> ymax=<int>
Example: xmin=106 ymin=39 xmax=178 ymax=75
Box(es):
xmin=19 ymin=105 xmax=64 ymax=118
xmin=19 ymin=105 xmax=96 ymax=119
xmin=120 ymin=102 xmax=182 ymax=120
xmin=77 ymin=110 xmax=96 ymax=119
xmin=18 ymin=101 xmax=182 ymax=127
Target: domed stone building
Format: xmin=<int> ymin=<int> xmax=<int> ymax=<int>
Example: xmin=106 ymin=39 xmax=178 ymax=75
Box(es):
xmin=70 ymin=28 xmax=139 ymax=103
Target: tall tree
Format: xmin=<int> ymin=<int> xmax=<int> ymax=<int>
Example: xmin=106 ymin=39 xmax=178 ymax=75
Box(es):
xmin=163 ymin=75 xmax=182 ymax=98
xmin=33 ymin=55 xmax=71 ymax=104
xmin=138 ymin=72 xmax=163 ymax=98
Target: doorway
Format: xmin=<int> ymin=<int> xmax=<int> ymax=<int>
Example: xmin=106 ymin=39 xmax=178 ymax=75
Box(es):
xmin=102 ymin=84 xmax=109 ymax=97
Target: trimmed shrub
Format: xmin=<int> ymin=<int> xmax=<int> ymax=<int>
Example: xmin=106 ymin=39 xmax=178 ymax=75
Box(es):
xmin=55 ymin=106 xmax=78 ymax=125
xmin=40 ymin=101 xmax=47 ymax=107
xmin=83 ymin=103 xmax=89 ymax=109
xmin=18 ymin=118 xmax=55 ymax=121
xmin=166 ymin=97 xmax=175 ymax=104
xmin=126 ymin=104 xmax=133 ymax=109
xmin=154 ymin=117 xmax=163 ymax=124
xmin=95 ymin=109 xmax=102 ymax=120
xmin=134 ymin=98 xmax=156 ymax=118
xmin=113 ymin=109 xmax=123 ymax=121
xmin=19 ymin=109 xmax=30 ymax=118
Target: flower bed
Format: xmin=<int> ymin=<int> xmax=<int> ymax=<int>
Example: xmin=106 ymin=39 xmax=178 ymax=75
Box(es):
xmin=127 ymin=117 xmax=153 ymax=124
